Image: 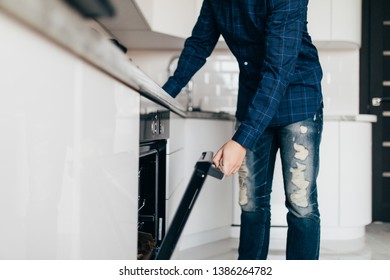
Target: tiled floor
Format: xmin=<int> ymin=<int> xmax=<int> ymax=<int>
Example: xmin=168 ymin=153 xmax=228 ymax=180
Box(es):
xmin=174 ymin=222 xmax=390 ymax=260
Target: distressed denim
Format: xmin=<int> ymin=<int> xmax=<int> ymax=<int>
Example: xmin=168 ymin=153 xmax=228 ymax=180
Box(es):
xmin=237 ymin=108 xmax=323 ymax=260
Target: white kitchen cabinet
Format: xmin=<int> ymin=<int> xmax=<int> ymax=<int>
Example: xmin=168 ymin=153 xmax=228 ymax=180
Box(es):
xmin=308 ymin=0 xmax=362 ymax=48
xmin=99 ymin=0 xmax=362 ymax=49
xmin=308 ymin=0 xmax=332 ymax=42
xmin=131 ymin=0 xmax=208 ymax=39
xmin=70 ymin=62 xmax=139 ymax=260
xmin=98 ymin=0 xmax=362 ymax=49
xmin=339 ymin=121 xmax=372 ymax=229
xmin=320 ymin=119 xmax=372 ymax=239
xmin=171 ymin=119 xmax=235 ymax=253
xmin=0 ymin=11 xmax=139 ymax=259
xmin=317 ymin=122 xmax=341 ymax=228
xmin=98 ymin=0 xmax=215 ymax=49
xmin=0 ymin=10 xmax=78 ymax=259
xmin=195 ymin=0 xmax=204 ymax=12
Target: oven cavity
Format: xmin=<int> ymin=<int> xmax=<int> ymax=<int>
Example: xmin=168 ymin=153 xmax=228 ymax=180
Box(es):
xmin=138 ymin=96 xmax=169 ymax=260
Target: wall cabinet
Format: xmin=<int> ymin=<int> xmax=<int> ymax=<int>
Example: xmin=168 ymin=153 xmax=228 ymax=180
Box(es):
xmin=99 ymin=0 xmax=362 ymax=49
xmin=134 ymin=0 xmax=198 ymax=39
xmin=98 ymin=0 xmax=200 ymax=49
xmin=308 ymin=0 xmax=362 ymax=48
xmin=0 ymin=12 xmax=139 ymax=259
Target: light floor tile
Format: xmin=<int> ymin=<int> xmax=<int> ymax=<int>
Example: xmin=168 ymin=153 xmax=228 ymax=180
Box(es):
xmin=174 ymin=222 xmax=390 ymax=260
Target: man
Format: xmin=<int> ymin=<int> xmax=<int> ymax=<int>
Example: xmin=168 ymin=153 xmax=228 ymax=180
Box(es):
xmin=162 ymin=0 xmax=323 ymax=260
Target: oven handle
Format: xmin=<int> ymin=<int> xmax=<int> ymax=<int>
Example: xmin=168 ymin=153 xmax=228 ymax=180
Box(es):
xmin=197 ymin=151 xmax=224 ymax=180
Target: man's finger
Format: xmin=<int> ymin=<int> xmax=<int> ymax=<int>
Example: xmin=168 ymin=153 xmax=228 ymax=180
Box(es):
xmin=213 ymin=148 xmax=223 ymax=168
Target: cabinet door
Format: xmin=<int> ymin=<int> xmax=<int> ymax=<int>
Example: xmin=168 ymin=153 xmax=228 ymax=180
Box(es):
xmin=134 ymin=0 xmax=197 ymax=39
xmin=317 ymin=121 xmax=340 ymax=227
xmin=339 ymin=122 xmax=372 ymax=227
xmin=308 ymin=0 xmax=361 ymax=47
xmin=0 ymin=11 xmax=140 ymax=259
xmin=331 ymin=0 xmax=362 ymax=46
xmin=71 ymin=62 xmax=139 ymax=259
xmin=308 ymin=0 xmax=332 ymax=42
xmin=177 ymin=119 xmax=234 ymax=249
xmin=0 ymin=11 xmax=79 ymax=259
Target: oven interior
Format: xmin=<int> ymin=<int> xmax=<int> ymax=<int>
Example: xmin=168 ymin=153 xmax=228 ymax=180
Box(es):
xmin=138 ymin=141 xmax=166 ymax=259
xmin=138 ymin=96 xmax=169 ymax=260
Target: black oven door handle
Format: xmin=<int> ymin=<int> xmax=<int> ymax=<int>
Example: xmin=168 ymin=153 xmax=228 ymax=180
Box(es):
xmin=153 ymin=151 xmax=223 ymax=260
xmin=197 ymin=151 xmax=224 ymax=180
xmin=207 ymin=165 xmax=224 ymax=180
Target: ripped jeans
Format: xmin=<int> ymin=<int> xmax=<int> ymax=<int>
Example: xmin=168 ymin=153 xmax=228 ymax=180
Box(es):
xmin=237 ymin=109 xmax=323 ymax=260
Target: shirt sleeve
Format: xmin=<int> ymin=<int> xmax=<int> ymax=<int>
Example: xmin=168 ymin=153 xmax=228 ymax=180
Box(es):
xmin=232 ymin=0 xmax=308 ymax=150
xmin=162 ymin=0 xmax=221 ymax=97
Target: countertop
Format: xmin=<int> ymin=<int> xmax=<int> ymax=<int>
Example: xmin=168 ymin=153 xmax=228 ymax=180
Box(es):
xmin=325 ymin=114 xmax=377 ymax=123
xmin=0 ymin=0 xmax=376 ymax=124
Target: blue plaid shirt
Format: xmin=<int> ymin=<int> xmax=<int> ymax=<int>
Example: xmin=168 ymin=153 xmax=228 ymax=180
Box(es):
xmin=163 ymin=0 xmax=323 ymax=150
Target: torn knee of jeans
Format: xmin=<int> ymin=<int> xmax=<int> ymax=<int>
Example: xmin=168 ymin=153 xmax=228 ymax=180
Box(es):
xmin=293 ymin=143 xmax=309 ymax=161
xmin=289 ymin=162 xmax=309 ymax=208
xmin=239 ymin=183 xmax=248 ymax=206
xmin=238 ymin=160 xmax=249 ymax=206
xmin=293 ymin=125 xmax=309 ymax=161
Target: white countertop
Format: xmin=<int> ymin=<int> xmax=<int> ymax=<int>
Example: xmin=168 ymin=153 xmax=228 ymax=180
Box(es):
xmin=324 ymin=114 xmax=377 ymax=123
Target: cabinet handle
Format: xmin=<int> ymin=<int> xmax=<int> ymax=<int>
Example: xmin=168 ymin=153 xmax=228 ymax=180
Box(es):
xmin=372 ymin=97 xmax=390 ymax=106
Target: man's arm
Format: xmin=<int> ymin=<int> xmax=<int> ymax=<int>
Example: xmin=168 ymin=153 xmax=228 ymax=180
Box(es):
xmin=162 ymin=0 xmax=220 ymax=97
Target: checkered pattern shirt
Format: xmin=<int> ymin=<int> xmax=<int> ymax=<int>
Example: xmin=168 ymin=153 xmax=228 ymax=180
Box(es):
xmin=162 ymin=0 xmax=323 ymax=150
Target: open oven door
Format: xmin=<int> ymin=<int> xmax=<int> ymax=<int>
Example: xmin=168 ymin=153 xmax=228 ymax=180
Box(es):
xmin=152 ymin=151 xmax=224 ymax=260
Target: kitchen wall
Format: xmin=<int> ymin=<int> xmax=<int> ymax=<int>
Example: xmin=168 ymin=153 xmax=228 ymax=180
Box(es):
xmin=127 ymin=47 xmax=361 ymax=117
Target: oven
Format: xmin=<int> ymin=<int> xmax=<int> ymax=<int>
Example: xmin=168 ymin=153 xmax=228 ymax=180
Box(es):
xmin=138 ymin=95 xmax=169 ymax=259
xmin=137 ymin=95 xmax=224 ymax=260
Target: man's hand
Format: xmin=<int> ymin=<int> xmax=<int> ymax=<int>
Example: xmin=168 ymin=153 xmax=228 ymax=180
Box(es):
xmin=213 ymin=140 xmax=246 ymax=176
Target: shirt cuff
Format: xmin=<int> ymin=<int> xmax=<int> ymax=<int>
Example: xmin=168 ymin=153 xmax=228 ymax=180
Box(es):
xmin=162 ymin=78 xmax=182 ymax=98
xmin=232 ymin=122 xmax=259 ymax=151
